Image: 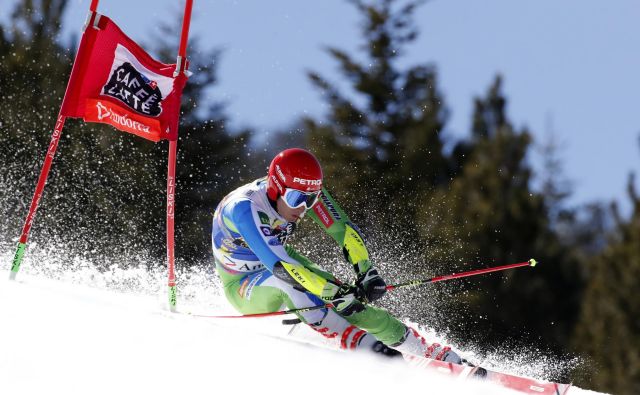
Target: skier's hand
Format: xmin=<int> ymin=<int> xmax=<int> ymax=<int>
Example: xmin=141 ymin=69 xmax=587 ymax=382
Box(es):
xmin=331 ymin=284 xmax=364 ymax=316
xmin=355 ymin=267 xmax=387 ymax=302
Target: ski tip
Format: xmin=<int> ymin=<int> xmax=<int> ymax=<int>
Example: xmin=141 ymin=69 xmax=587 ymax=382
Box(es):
xmin=529 ymin=258 xmax=538 ymax=267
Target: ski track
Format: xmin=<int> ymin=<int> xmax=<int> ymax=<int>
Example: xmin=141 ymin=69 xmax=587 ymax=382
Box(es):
xmin=0 ymin=268 xmax=608 ymax=395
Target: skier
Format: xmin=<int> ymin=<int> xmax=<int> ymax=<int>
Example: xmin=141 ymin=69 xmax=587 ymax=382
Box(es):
xmin=211 ymin=147 xmax=462 ymax=363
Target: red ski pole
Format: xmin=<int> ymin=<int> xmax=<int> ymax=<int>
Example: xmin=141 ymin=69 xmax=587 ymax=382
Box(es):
xmin=190 ymin=303 xmax=333 ymax=319
xmin=192 ymin=259 xmax=537 ymax=319
xmin=386 ymin=258 xmax=538 ymax=291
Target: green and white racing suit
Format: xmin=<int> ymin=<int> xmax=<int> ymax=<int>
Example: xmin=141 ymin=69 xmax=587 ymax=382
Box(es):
xmin=211 ymin=178 xmax=460 ymax=362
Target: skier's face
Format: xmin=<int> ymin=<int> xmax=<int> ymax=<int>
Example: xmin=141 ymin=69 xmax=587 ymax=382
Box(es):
xmin=276 ymin=197 xmax=307 ymax=222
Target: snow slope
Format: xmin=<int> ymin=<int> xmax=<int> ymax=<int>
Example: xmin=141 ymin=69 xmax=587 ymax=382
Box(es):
xmin=0 ymin=268 xmax=607 ymax=395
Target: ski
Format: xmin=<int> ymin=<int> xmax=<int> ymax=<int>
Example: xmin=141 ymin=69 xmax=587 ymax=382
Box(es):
xmin=404 ymin=355 xmax=572 ymax=395
xmin=284 ymin=323 xmax=572 ymax=394
xmin=189 ymin=315 xmax=573 ymax=395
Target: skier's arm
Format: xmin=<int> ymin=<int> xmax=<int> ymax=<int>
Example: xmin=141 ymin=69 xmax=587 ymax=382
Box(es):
xmin=228 ymin=200 xmax=341 ymax=300
xmin=308 ymin=189 xmax=387 ymax=302
xmin=307 ymin=188 xmax=372 ymax=275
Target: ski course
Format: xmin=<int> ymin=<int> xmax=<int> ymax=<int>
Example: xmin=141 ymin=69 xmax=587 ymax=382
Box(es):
xmin=0 ymin=273 xmax=608 ymax=395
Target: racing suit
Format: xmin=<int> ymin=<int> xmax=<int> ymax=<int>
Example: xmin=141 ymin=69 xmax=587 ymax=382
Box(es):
xmin=211 ymin=178 xmax=459 ymax=361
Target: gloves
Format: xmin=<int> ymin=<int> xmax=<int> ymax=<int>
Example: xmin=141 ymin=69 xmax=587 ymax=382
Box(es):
xmin=327 ymin=267 xmax=387 ymax=316
xmin=330 ymin=284 xmax=364 ymax=316
xmin=355 ymin=267 xmax=387 ymax=303
xmin=342 ymin=222 xmax=386 ymax=302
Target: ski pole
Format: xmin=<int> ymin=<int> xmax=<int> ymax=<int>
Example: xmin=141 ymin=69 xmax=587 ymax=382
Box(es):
xmin=386 ymin=258 xmax=538 ymax=291
xmin=192 ymin=259 xmax=537 ymax=319
xmin=189 ymin=303 xmax=333 ymax=319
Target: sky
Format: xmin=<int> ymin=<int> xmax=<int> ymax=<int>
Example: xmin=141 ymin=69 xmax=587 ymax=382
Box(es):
xmin=48 ymin=0 xmax=640 ymax=212
xmin=0 ymin=265 xmax=601 ymax=395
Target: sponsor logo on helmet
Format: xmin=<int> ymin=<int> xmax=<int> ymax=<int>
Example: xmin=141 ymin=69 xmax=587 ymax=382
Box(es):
xmin=271 ymin=175 xmax=284 ymax=193
xmin=275 ymin=164 xmax=287 ymax=182
xmin=293 ymin=177 xmax=322 ymax=186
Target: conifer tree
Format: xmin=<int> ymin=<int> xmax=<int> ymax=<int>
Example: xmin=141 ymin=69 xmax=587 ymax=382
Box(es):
xmin=422 ymin=77 xmax=584 ymax=355
xmin=572 ymin=175 xmax=640 ymax=395
xmin=303 ymin=0 xmax=450 ymax=228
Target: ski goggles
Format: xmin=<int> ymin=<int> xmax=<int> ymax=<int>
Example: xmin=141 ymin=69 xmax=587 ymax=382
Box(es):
xmin=282 ymin=188 xmax=321 ymax=210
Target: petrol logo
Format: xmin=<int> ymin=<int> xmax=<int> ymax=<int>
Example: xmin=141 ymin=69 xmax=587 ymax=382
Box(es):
xmin=313 ymin=203 xmax=334 ymax=228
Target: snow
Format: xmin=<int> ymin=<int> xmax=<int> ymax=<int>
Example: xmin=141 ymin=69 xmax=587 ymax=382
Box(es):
xmin=0 ymin=266 xmax=608 ymax=395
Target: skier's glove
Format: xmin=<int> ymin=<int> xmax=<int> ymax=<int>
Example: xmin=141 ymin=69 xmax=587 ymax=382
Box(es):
xmin=331 ymin=284 xmax=365 ymax=316
xmin=355 ymin=267 xmax=387 ymax=302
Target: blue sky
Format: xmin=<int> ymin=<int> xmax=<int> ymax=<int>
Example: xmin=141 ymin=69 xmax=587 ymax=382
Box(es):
xmin=54 ymin=0 xmax=640 ymax=211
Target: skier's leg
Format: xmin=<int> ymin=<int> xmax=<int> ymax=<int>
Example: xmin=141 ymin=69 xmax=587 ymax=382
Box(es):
xmin=218 ymin=266 xmax=328 ymax=323
xmin=217 ymin=263 xmax=389 ymax=353
xmin=283 ymin=247 xmax=401 ymax=355
xmin=283 ymin=247 xmax=454 ymax=360
xmin=305 ymin=307 xmax=403 ymax=355
xmin=339 ymin=301 xmax=462 ymax=364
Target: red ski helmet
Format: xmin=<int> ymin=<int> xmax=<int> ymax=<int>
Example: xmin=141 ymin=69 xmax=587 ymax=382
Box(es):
xmin=267 ymin=148 xmax=323 ymax=201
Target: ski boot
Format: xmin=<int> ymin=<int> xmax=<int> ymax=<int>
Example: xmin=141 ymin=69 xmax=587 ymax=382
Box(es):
xmin=461 ymin=358 xmax=488 ymax=378
xmin=370 ymin=340 xmax=403 ymax=358
xmin=391 ymin=326 xmax=463 ymax=363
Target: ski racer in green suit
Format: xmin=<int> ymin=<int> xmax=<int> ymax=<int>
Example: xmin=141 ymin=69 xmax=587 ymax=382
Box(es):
xmin=211 ymin=148 xmax=462 ymax=362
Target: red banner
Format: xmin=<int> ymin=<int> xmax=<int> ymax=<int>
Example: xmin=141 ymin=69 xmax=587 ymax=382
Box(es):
xmin=61 ymin=14 xmax=187 ymax=142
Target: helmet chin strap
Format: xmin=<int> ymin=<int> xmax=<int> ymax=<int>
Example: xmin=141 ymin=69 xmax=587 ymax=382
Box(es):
xmin=269 ymin=194 xmax=294 ymax=222
xmin=267 ymin=194 xmax=279 ymax=212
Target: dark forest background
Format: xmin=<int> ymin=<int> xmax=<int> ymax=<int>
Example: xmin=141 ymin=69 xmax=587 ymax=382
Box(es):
xmin=1 ymin=1 xmax=638 ymax=393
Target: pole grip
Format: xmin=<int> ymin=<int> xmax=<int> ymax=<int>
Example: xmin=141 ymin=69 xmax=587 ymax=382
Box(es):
xmin=9 ymin=243 xmax=27 ymax=280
